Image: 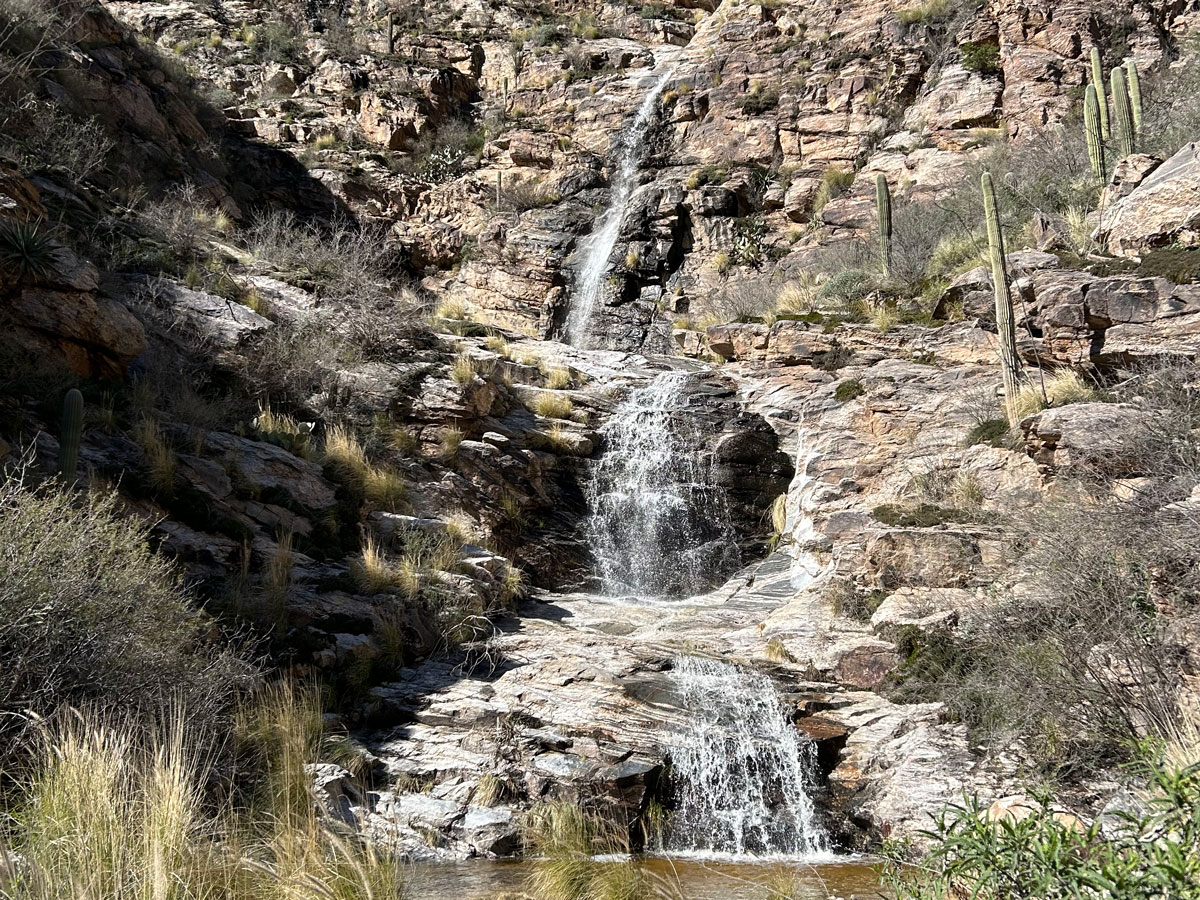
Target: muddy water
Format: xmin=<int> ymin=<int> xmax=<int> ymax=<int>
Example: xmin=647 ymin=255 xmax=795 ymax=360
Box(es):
xmin=410 ymin=857 xmax=883 ymax=899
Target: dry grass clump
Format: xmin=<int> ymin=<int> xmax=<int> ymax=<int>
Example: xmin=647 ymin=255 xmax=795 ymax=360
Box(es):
xmin=434 ymin=298 xmax=467 ymax=321
xmin=3 ymin=685 xmax=404 ymax=900
xmin=1013 ymin=370 xmax=1097 ymax=420
xmin=764 ymin=636 xmax=795 ymax=663
xmin=452 ymin=351 xmax=478 ymax=385
xmin=542 ymin=423 xmax=588 ymax=456
xmin=524 ymin=802 xmax=645 ymax=900
xmin=530 ymin=391 xmax=574 ymax=420
xmin=440 ymin=425 xmax=464 ymax=457
xmin=133 ymin=417 xmax=177 ymax=494
xmin=323 ymin=424 xmax=405 ymax=510
xmin=541 ymin=363 xmax=572 ymax=389
xmin=323 ymin=423 xmax=369 ymax=476
xmin=351 ymin=534 xmax=400 ymax=595
xmin=351 ymin=528 xmax=461 ymax=599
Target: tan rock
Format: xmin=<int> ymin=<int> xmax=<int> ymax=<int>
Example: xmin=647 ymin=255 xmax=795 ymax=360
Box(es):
xmin=1100 ymin=143 xmax=1200 ymax=256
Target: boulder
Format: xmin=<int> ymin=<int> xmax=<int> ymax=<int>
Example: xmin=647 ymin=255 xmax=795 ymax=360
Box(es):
xmin=1100 ymin=142 xmax=1200 ymax=256
xmin=460 ymin=806 xmax=520 ymax=857
xmin=864 ymin=529 xmax=982 ymax=590
xmin=904 ymin=63 xmax=1002 ymax=131
xmin=1022 ymin=402 xmax=1155 ymax=476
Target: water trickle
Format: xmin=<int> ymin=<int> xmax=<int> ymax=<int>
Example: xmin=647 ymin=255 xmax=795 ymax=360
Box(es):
xmin=587 ymin=371 xmax=736 ymax=598
xmin=668 ymin=656 xmax=829 ymax=859
xmin=564 ymin=66 xmax=674 ymax=346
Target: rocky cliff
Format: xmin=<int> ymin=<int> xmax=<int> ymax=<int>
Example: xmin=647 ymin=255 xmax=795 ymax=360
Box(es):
xmin=2 ymin=0 xmax=1199 ymax=866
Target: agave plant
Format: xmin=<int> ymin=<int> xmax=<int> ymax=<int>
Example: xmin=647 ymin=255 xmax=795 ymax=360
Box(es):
xmin=0 ymin=218 xmax=60 ymax=281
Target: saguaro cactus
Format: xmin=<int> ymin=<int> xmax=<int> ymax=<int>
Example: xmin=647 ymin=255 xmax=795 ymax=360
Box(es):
xmin=1084 ymin=84 xmax=1106 ymax=179
xmin=385 ymin=12 xmax=394 ymax=54
xmin=981 ymin=173 xmax=1026 ymax=426
xmin=875 ymin=173 xmax=892 ymax=277
xmin=59 ymin=388 xmax=83 ymax=483
xmin=1111 ymin=66 xmax=1136 ymax=159
xmin=1125 ymin=59 xmax=1143 ymax=135
xmin=1089 ymin=46 xmax=1110 ymax=141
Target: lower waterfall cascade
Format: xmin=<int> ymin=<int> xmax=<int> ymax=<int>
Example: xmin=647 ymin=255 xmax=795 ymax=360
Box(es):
xmin=666 ymin=656 xmax=830 ymax=859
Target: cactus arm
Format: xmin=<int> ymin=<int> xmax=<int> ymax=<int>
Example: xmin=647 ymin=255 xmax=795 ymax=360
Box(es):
xmin=981 ymin=173 xmax=1026 ymax=426
xmin=1111 ymin=66 xmax=1135 ymax=159
xmin=1084 ymin=84 xmax=1106 ymax=180
xmin=59 ymin=388 xmax=83 ymax=484
xmin=1090 ymin=46 xmax=1110 ymax=141
xmin=875 ymin=173 xmax=892 ymax=278
xmin=1125 ymin=60 xmax=1143 ymax=135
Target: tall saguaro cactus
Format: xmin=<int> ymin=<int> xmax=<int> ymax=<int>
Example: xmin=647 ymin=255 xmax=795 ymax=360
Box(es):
xmin=981 ymin=173 xmax=1026 ymax=426
xmin=1125 ymin=60 xmax=1143 ymax=135
xmin=875 ymin=173 xmax=892 ymax=277
xmin=1111 ymin=66 xmax=1136 ymax=159
xmin=1089 ymin=46 xmax=1110 ymax=141
xmin=1084 ymin=84 xmax=1106 ymax=179
xmin=59 ymin=388 xmax=83 ymax=484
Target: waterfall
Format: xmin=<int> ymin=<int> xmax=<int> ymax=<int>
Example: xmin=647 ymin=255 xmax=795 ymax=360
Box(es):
xmin=563 ymin=66 xmax=674 ymax=346
xmin=587 ymin=371 xmax=736 ymax=598
xmin=667 ymin=656 xmax=829 ymax=859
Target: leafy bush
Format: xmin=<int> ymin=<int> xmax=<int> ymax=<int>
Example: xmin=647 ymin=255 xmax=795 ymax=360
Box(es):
xmin=887 ymin=754 xmax=1200 ymax=899
xmin=394 ymin=118 xmax=484 ymax=183
xmin=835 ymin=379 xmax=865 ymax=402
xmin=816 ymin=270 xmax=875 ymax=305
xmin=739 ymin=83 xmax=779 ymax=115
xmin=896 ymin=0 xmax=958 ymax=26
xmin=959 ymin=40 xmax=1000 ymax=75
xmin=0 ymin=96 xmax=115 ymax=183
xmin=0 ymin=474 xmax=246 ymax=760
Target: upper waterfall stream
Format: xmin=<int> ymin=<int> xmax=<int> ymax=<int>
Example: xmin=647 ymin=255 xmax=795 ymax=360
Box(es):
xmin=563 ymin=65 xmax=674 ymax=345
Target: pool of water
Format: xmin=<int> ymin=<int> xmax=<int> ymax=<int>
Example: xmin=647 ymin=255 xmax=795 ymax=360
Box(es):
xmin=409 ymin=856 xmax=883 ymax=899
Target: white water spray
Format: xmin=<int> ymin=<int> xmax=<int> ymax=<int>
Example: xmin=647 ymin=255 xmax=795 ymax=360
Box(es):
xmin=564 ymin=66 xmax=674 ymax=346
xmin=668 ymin=656 xmax=829 ymax=858
xmin=586 ymin=371 xmax=735 ymax=598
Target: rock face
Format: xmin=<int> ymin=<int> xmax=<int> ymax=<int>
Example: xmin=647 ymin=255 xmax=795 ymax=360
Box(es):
xmin=90 ymin=0 xmax=1195 ymax=353
xmin=6 ymin=0 xmax=1200 ymax=874
xmin=1100 ymin=143 xmax=1200 ymax=256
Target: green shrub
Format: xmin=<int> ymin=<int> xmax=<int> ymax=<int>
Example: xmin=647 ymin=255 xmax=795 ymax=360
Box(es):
xmin=959 ymin=41 xmax=1000 ymax=75
xmin=871 ymin=503 xmax=973 ymax=527
xmin=896 ymin=0 xmax=957 ymax=26
xmin=812 ymin=166 xmax=855 ymax=217
xmin=0 ymin=474 xmax=245 ymax=760
xmin=816 ymin=270 xmax=875 ymax=305
xmin=886 ymin=755 xmax=1200 ymax=899
xmin=835 ymin=379 xmax=865 ymax=402
xmin=965 ymin=417 xmax=1010 ymax=447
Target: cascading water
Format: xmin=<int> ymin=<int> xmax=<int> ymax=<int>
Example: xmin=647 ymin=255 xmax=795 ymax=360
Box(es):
xmin=563 ymin=65 xmax=674 ymax=346
xmin=667 ymin=656 xmax=829 ymax=859
xmin=586 ymin=370 xmax=736 ymax=598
